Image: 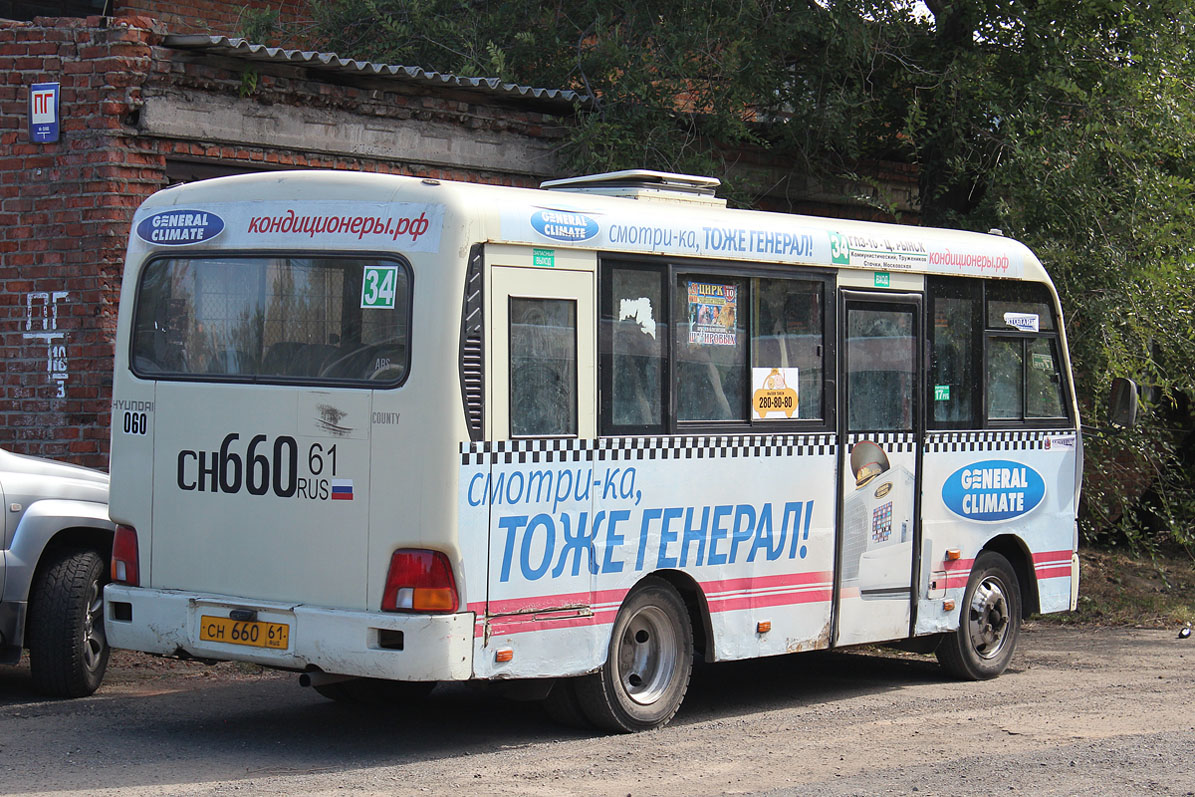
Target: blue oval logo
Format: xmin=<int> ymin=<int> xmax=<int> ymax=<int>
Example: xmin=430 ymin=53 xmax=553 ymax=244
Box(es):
xmin=531 ymin=209 xmax=599 ymax=242
xmin=136 ymin=209 xmax=225 ymax=246
xmin=941 ymin=460 xmax=1045 ymax=522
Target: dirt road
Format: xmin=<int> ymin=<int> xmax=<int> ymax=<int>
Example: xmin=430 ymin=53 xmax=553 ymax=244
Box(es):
xmin=1 ymin=624 xmax=1192 ymax=796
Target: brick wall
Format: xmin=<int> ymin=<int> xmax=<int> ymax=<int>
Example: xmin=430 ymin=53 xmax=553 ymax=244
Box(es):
xmin=0 ymin=16 xmax=164 ymax=467
xmin=114 ymin=0 xmax=312 ymax=45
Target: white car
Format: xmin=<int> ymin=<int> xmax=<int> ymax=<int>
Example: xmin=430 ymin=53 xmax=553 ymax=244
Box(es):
xmin=0 ymin=448 xmax=113 ymax=697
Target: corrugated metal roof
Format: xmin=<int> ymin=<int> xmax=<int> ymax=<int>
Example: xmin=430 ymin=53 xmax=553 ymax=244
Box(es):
xmin=163 ymin=35 xmax=589 ymax=108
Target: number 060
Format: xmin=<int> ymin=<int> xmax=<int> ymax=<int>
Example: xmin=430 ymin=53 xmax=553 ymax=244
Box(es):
xmin=123 ymin=411 xmax=148 ymax=435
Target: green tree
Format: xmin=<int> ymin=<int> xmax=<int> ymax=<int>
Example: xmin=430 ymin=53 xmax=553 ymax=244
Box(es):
xmin=887 ymin=1 xmax=1195 ymax=550
xmin=308 ymin=1 xmax=873 ymax=191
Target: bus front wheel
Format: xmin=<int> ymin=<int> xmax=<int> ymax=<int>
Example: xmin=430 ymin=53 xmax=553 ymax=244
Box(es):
xmin=574 ymin=577 xmax=693 ymax=732
xmin=937 ymin=551 xmax=1021 ymax=680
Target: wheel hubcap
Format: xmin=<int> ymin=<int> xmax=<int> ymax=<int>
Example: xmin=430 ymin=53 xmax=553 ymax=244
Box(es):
xmin=81 ymin=578 xmax=106 ymax=671
xmin=617 ymin=605 xmax=678 ymax=706
xmin=967 ymin=575 xmax=1010 ymax=660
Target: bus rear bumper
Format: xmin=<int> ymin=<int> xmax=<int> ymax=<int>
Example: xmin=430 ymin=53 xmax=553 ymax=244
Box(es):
xmin=103 ymin=585 xmax=474 ymax=681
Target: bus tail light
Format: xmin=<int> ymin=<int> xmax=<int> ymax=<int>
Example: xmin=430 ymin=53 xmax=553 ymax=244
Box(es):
xmin=382 ymin=549 xmax=459 ymax=613
xmin=111 ymin=524 xmax=140 ymax=586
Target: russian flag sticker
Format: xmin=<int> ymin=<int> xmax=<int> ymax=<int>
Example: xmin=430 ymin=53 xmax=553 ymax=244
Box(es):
xmin=331 ymin=479 xmax=354 ymax=501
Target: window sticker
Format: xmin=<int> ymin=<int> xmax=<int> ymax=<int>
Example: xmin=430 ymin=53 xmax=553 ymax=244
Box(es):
xmin=687 ymin=281 xmax=737 ymax=346
xmin=1003 ymin=312 xmax=1039 ymax=332
xmin=618 ymin=297 xmax=657 ymax=338
xmin=934 ymin=385 xmax=951 ymax=401
xmin=1031 ymin=352 xmax=1053 ymax=371
xmin=1045 ymin=434 xmax=1076 ymax=451
xmin=361 ymin=265 xmax=399 ymax=309
xmin=752 ymin=367 xmax=799 ymax=418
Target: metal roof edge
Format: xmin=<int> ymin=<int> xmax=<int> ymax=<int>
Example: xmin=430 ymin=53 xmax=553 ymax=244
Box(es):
xmin=162 ymin=34 xmax=589 ymax=109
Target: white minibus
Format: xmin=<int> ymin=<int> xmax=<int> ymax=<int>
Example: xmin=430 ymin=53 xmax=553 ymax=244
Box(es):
xmin=106 ymin=169 xmax=1083 ymax=731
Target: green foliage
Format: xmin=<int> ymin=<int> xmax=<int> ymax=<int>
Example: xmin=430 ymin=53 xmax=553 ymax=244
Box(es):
xmin=947 ymin=4 xmax=1195 ymax=552
xmin=308 ymin=1 xmax=868 ymax=192
xmin=237 ymin=6 xmax=283 ymax=97
xmin=308 ymin=0 xmax=1195 ymax=553
xmin=239 ymin=6 xmax=282 ymax=45
xmin=240 ymin=69 xmax=259 ymax=98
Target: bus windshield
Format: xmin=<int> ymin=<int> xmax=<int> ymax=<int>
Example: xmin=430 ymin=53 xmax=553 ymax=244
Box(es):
xmin=130 ymin=256 xmax=411 ymax=385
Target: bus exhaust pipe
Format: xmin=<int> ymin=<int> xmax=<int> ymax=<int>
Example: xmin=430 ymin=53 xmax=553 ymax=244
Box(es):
xmin=299 ymin=671 xmax=354 ymax=688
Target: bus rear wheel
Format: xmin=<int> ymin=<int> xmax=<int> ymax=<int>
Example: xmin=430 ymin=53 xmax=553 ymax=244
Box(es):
xmin=937 ymin=551 xmax=1021 ymax=680
xmin=574 ymin=578 xmax=693 ymax=732
xmin=541 ymin=677 xmax=591 ymax=728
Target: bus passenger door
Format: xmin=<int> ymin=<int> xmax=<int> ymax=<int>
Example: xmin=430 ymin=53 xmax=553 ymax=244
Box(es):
xmin=485 ymin=264 xmax=596 ymax=624
xmin=835 ymin=292 xmax=922 ymax=646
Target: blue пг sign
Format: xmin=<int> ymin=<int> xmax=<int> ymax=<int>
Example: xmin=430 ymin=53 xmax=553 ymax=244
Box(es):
xmin=29 ymin=82 xmax=60 ymax=143
xmin=136 ymin=209 xmax=225 ymax=246
xmin=941 ymin=460 xmax=1045 ymax=522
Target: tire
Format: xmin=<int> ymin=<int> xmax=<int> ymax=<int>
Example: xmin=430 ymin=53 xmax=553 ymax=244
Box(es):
xmin=27 ymin=549 xmax=109 ymax=698
xmin=312 ymin=678 xmax=435 ymax=704
xmin=541 ymin=677 xmax=592 ymax=729
xmin=937 ymin=551 xmax=1021 ymax=680
xmin=574 ymin=578 xmax=693 ymax=732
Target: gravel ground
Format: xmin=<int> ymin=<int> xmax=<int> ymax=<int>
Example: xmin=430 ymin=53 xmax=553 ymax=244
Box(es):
xmin=1 ymin=624 xmax=1192 ymax=796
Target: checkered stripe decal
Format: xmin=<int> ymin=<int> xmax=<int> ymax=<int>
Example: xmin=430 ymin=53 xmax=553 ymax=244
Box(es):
xmin=461 ymin=434 xmax=837 ymax=466
xmin=923 ymin=429 xmax=1075 ymax=453
xmin=846 ymin=432 xmax=917 ymax=454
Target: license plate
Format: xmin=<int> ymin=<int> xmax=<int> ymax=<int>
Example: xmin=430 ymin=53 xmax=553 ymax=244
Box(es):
xmin=199 ymin=615 xmax=289 ymax=649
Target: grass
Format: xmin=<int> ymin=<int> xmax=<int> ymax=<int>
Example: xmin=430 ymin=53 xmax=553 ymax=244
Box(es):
xmin=1044 ymin=547 xmax=1195 ymax=628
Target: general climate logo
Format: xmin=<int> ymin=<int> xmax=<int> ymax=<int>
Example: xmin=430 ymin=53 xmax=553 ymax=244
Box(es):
xmin=530 ymin=209 xmax=599 ymax=242
xmin=941 ymin=460 xmax=1045 ymax=523
xmin=136 ymin=209 xmax=225 ymax=246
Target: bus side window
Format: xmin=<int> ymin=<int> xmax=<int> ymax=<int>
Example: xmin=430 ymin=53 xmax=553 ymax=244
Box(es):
xmin=601 ymin=265 xmax=667 ymax=434
xmin=985 ymin=337 xmax=1024 ymax=419
xmin=752 ymin=277 xmax=825 ymax=421
xmin=600 ymin=263 xmax=832 ymax=433
xmin=509 ymin=297 xmax=578 ymax=437
xmin=674 ymin=276 xmax=746 ymax=421
xmin=1026 ymin=338 xmax=1066 ymax=417
xmin=983 ymin=281 xmax=1069 ymax=424
xmin=927 ymin=277 xmax=981 ymax=429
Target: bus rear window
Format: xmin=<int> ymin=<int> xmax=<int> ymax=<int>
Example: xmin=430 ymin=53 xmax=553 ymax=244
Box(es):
xmin=130 ymin=256 xmax=411 ymax=385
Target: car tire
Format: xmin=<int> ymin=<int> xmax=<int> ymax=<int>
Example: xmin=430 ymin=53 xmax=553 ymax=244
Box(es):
xmin=28 ymin=549 xmax=109 ymax=698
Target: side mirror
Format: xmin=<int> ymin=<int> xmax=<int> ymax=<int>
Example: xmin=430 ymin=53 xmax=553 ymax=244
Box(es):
xmin=1108 ymin=377 xmax=1139 ymax=428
